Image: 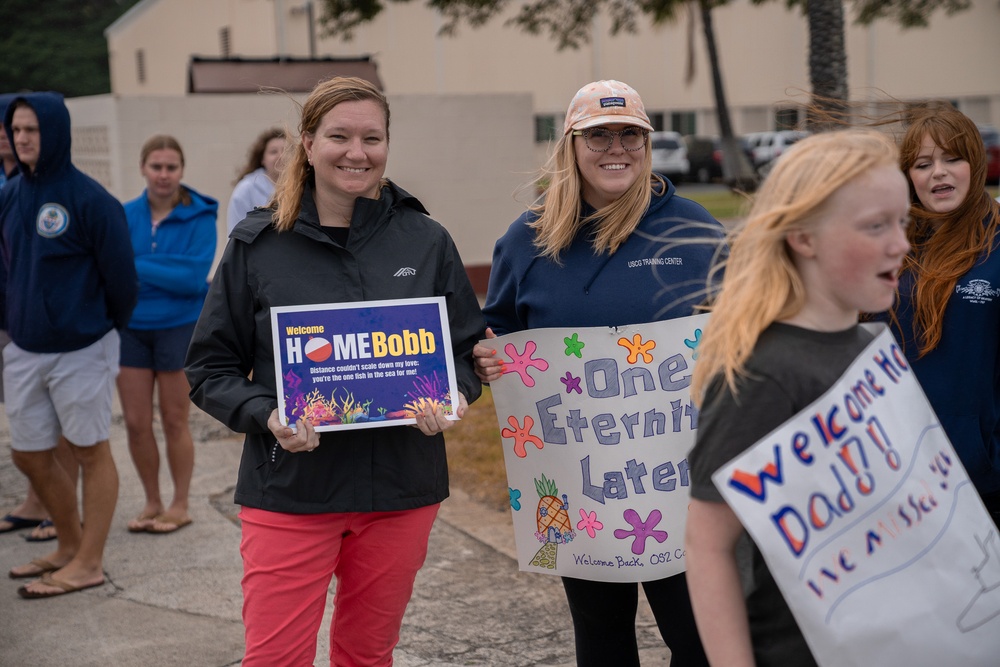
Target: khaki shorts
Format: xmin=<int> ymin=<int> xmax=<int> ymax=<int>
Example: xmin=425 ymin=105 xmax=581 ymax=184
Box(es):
xmin=3 ymin=330 xmax=120 ymax=452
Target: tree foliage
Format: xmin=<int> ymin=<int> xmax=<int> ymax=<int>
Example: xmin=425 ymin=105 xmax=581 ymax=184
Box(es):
xmin=320 ymin=0 xmax=700 ymax=49
xmin=0 ymin=0 xmax=141 ymax=97
xmin=767 ymin=0 xmax=972 ymax=28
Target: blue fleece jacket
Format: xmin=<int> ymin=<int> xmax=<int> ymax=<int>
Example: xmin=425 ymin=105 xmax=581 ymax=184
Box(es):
xmin=123 ymin=187 xmax=217 ymax=329
xmin=0 ymin=92 xmax=138 ymax=352
xmin=484 ymin=178 xmax=725 ymax=334
xmin=886 ymin=223 xmax=1000 ymax=496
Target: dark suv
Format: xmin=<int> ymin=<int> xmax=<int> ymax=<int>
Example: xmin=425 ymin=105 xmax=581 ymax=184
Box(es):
xmin=684 ymin=136 xmax=723 ymax=183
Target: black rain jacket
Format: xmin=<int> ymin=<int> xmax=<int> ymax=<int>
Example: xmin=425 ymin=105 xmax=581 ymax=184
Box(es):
xmin=186 ymin=181 xmax=484 ymax=513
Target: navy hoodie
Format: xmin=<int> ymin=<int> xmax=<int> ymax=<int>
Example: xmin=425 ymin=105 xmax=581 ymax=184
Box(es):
xmin=484 ymin=178 xmax=725 ymax=334
xmin=0 ymin=92 xmax=138 ymax=352
xmin=885 ymin=225 xmax=1000 ymax=496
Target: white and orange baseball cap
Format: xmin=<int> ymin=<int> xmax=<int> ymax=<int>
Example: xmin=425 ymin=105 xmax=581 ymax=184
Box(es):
xmin=563 ymin=80 xmax=653 ymax=135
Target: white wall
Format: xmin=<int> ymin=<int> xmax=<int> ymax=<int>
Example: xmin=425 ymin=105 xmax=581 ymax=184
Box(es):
xmin=65 ymin=91 xmax=534 ymax=271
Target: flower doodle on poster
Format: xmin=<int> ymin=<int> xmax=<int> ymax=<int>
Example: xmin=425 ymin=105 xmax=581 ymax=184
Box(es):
xmin=501 ymin=415 xmax=544 ymax=459
xmin=613 ymin=509 xmax=669 ymax=556
xmin=577 ymin=508 xmax=604 ymax=539
xmin=509 ymin=488 xmax=522 ymax=511
xmin=684 ymin=328 xmax=703 ymax=359
xmin=617 ymin=333 xmax=656 ymax=364
xmin=500 ymin=340 xmax=549 ymax=386
xmin=560 ymin=372 xmax=582 ymax=394
xmin=530 ymin=475 xmax=575 ymax=570
xmin=563 ymin=332 xmax=586 ymax=358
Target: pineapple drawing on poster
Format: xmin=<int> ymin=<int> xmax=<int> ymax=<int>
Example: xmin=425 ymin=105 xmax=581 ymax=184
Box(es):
xmin=485 ymin=315 xmax=709 ymax=583
xmin=530 ymin=475 xmax=574 ymax=569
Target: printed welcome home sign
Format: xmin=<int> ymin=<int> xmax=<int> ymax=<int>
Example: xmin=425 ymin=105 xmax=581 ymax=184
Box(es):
xmin=483 ymin=314 xmax=709 ymax=582
xmin=271 ymin=297 xmax=459 ymax=432
xmin=714 ymin=325 xmax=1000 ymax=666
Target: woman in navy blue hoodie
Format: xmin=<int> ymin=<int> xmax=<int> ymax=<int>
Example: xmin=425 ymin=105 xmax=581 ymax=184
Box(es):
xmin=887 ymin=106 xmax=1000 ymax=526
xmin=475 ymin=80 xmax=723 ymax=667
xmin=119 ymin=135 xmax=217 ymax=535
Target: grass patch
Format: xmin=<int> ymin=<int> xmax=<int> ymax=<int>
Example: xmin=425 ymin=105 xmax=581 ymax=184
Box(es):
xmin=676 ymin=186 xmax=752 ymax=221
xmin=446 ymin=386 xmax=510 ymax=511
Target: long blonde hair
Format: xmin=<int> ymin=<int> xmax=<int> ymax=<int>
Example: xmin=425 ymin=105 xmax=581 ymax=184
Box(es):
xmin=894 ymin=105 xmax=1000 ymax=356
xmin=691 ymin=129 xmax=899 ymax=402
xmin=529 ymin=132 xmax=664 ymax=261
xmin=271 ymin=77 xmax=389 ymax=232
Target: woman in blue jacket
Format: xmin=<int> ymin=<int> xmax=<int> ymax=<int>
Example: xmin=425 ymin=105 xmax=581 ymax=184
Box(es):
xmin=120 ymin=135 xmax=217 ymax=534
xmin=475 ymin=80 xmax=722 ymax=667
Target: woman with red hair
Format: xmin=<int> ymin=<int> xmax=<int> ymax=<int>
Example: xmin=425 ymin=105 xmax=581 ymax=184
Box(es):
xmin=889 ymin=104 xmax=1000 ymax=525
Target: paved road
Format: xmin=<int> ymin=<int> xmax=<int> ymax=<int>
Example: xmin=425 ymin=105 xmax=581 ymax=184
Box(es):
xmin=0 ymin=401 xmax=670 ymax=666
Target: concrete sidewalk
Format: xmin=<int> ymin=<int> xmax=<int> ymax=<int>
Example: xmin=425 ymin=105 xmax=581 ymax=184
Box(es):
xmin=0 ymin=399 xmax=670 ymax=666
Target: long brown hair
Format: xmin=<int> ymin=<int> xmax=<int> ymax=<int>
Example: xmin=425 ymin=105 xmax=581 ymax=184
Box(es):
xmin=234 ymin=127 xmax=286 ymax=183
xmin=271 ymin=77 xmax=389 ymax=232
xmin=895 ymin=105 xmax=1000 ymax=356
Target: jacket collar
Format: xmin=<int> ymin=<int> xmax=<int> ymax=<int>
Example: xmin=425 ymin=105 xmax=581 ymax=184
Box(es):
xmin=229 ymin=179 xmax=429 ymax=246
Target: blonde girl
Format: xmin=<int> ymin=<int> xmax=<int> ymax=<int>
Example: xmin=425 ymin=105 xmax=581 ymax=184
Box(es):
xmin=685 ymin=129 xmax=911 ymax=667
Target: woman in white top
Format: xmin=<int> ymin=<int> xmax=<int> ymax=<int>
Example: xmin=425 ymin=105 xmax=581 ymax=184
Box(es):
xmin=226 ymin=127 xmax=286 ymax=233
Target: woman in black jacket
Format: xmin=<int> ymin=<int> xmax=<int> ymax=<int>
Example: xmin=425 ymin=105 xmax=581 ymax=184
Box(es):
xmin=186 ymin=76 xmax=484 ymax=666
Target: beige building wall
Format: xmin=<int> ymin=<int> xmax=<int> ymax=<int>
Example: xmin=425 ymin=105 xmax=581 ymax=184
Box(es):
xmin=64 ymin=91 xmax=533 ymax=272
xmin=95 ymin=0 xmax=1000 ymax=276
xmin=107 ymin=0 xmax=1000 ymax=127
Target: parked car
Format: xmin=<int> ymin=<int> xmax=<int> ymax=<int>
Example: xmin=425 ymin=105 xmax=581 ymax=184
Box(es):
xmin=684 ymin=135 xmax=723 ymax=183
xmin=979 ymin=125 xmax=1000 ymax=185
xmin=751 ymin=130 xmax=810 ymax=171
xmin=649 ymin=131 xmax=689 ymax=182
xmin=742 ymin=132 xmax=769 ymax=166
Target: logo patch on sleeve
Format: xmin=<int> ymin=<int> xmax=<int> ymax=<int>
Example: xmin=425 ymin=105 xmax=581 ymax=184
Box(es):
xmin=36 ymin=204 xmax=70 ymax=238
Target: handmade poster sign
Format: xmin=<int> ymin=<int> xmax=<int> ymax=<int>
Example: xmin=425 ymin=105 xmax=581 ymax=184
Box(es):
xmin=483 ymin=314 xmax=709 ymax=582
xmin=714 ymin=325 xmax=1000 ymax=666
xmin=271 ymin=297 xmax=459 ymax=432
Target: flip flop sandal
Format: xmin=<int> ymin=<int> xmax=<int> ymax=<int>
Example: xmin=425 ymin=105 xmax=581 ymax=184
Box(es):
xmin=0 ymin=514 xmax=44 ymax=534
xmin=8 ymin=558 xmax=60 ymax=579
xmin=17 ymin=573 xmax=105 ymax=599
xmin=127 ymin=513 xmax=160 ymax=533
xmin=146 ymin=516 xmax=193 ymax=534
xmin=23 ymin=519 xmax=57 ymax=542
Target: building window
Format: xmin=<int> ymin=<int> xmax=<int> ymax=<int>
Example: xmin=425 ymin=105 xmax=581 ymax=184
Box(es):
xmin=647 ymin=112 xmax=665 ymax=132
xmin=220 ymin=27 xmax=231 ymax=58
xmin=535 ymin=115 xmax=559 ymax=143
xmin=775 ymin=107 xmax=800 ymax=130
xmin=136 ymin=49 xmax=146 ymax=84
xmin=670 ymin=111 xmax=696 ymax=135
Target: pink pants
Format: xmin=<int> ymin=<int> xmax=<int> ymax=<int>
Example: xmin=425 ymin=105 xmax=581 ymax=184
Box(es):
xmin=239 ymin=504 xmax=440 ymax=667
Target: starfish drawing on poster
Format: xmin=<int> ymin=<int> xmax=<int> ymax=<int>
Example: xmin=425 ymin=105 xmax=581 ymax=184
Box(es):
xmin=271 ymin=297 xmax=459 ymax=432
xmin=482 ymin=313 xmax=710 ymax=583
xmin=713 ymin=325 xmax=1000 ymax=666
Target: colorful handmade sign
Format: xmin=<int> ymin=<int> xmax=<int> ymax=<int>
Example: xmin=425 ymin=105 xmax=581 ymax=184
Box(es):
xmin=483 ymin=314 xmax=709 ymax=582
xmin=714 ymin=325 xmax=1000 ymax=665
